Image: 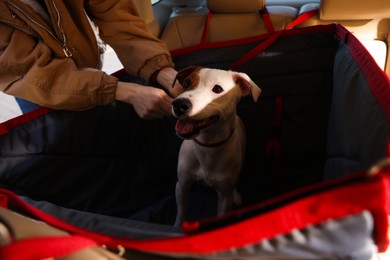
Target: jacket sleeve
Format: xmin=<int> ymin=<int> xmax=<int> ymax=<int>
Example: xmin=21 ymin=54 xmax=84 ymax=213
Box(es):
xmin=85 ymin=0 xmax=174 ymax=81
xmin=0 ymin=23 xmax=118 ymax=111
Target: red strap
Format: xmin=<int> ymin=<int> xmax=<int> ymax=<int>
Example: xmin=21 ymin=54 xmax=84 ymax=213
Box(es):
xmin=265 ymin=96 xmax=285 ymax=183
xmin=0 ymin=235 xmax=97 ymax=260
xmin=171 ymin=9 xmax=318 ymax=57
xmin=229 ymin=9 xmax=318 ymax=70
xmin=229 ymin=30 xmax=282 ymax=70
xmin=259 ymin=8 xmax=275 ymax=33
xmin=200 ymin=9 xmax=274 ymax=47
xmin=286 ymin=9 xmax=318 ymax=30
xmin=273 ymin=95 xmax=283 ymax=127
xmin=266 ymin=138 xmax=282 ymax=183
xmin=199 ymin=12 xmax=212 ymax=46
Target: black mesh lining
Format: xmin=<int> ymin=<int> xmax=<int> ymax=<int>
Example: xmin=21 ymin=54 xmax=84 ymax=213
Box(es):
xmin=0 ymin=29 xmax=389 ymax=238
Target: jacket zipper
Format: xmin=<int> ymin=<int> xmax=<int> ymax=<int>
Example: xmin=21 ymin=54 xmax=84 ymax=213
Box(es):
xmin=8 ymin=1 xmax=73 ymax=58
xmin=50 ymin=0 xmax=72 ymax=57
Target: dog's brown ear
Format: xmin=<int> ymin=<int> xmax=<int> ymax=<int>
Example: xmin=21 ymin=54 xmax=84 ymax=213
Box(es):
xmin=172 ymin=66 xmax=201 ymax=89
xmin=234 ymin=72 xmax=262 ymax=102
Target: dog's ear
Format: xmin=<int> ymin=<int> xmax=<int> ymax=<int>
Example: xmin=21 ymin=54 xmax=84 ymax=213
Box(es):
xmin=234 ymin=72 xmax=262 ymax=102
xmin=172 ymin=66 xmax=202 ymax=89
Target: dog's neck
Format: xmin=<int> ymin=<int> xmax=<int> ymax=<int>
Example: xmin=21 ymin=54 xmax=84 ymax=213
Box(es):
xmin=193 ymin=128 xmax=235 ymax=147
xmin=192 ymin=114 xmax=237 ymax=148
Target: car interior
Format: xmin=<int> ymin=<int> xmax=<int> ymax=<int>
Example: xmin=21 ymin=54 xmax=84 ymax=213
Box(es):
xmin=0 ymin=1 xmax=389 ymax=259
xmin=134 ymin=0 xmax=390 ymax=76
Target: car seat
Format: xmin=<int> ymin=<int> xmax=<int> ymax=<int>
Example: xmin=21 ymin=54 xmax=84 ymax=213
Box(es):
xmin=160 ymin=0 xmax=298 ymax=50
xmin=298 ymin=0 xmax=390 ymax=75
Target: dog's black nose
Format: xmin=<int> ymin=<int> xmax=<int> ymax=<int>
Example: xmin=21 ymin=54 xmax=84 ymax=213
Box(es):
xmin=172 ymin=98 xmax=192 ymax=116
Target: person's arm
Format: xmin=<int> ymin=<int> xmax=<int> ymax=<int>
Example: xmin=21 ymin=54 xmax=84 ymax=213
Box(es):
xmin=86 ymin=0 xmax=184 ymax=117
xmin=0 ymin=24 xmax=117 ymax=111
xmin=85 ymin=0 xmax=175 ymax=83
xmin=1 ymin=24 xmax=179 ymax=119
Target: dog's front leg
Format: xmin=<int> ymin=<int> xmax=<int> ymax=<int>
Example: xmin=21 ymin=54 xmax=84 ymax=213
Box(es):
xmin=216 ymin=184 xmax=235 ymax=216
xmin=217 ymin=193 xmax=234 ymax=216
xmin=174 ymin=180 xmax=193 ymax=226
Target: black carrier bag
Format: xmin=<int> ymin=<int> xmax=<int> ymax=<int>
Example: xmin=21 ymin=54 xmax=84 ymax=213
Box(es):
xmin=0 ymin=21 xmax=390 ymax=259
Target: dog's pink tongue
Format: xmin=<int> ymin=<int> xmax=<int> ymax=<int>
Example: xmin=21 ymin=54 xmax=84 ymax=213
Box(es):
xmin=175 ymin=118 xmax=196 ymax=136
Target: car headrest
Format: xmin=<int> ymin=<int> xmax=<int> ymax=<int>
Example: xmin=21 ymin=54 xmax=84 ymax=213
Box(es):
xmin=320 ymin=0 xmax=390 ymax=20
xmin=207 ymin=0 xmax=266 ymax=13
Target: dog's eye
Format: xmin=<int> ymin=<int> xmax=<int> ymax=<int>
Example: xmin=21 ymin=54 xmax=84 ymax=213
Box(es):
xmin=212 ymin=85 xmax=224 ymax=94
xmin=183 ymin=79 xmax=191 ymax=89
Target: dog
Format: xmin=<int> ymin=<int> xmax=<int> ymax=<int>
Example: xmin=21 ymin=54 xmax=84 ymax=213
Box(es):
xmin=172 ymin=66 xmax=261 ymax=226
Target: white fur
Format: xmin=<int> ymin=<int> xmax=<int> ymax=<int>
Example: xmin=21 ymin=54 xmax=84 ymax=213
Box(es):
xmin=173 ymin=68 xmax=261 ymax=226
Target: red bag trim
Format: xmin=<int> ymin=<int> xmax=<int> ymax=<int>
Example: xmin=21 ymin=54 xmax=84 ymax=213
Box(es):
xmin=0 ymin=188 xmax=118 ymax=247
xmin=0 ymin=169 xmax=389 ymax=255
xmin=127 ymin=171 xmax=390 ymax=254
xmin=188 ymin=169 xmax=386 ymax=232
xmin=0 ymin=107 xmax=51 ymax=136
xmin=0 ymin=235 xmax=97 ymax=260
xmin=342 ymin=28 xmax=390 ymax=122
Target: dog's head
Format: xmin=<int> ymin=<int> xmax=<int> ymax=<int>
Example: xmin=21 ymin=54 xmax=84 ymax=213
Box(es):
xmin=172 ymin=66 xmax=261 ymax=139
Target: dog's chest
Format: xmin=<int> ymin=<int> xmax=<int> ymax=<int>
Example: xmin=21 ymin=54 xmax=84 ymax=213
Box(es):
xmin=191 ymin=143 xmax=242 ymax=184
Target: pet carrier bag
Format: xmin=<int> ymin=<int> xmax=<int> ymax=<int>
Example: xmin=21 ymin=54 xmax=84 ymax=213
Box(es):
xmin=0 ymin=10 xmax=390 ymax=260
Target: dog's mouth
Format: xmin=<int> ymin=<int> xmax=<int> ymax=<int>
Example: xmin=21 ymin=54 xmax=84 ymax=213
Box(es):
xmin=175 ymin=115 xmax=220 ymax=139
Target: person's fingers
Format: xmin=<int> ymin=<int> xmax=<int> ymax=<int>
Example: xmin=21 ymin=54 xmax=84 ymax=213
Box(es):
xmin=140 ymin=92 xmax=173 ymax=119
xmin=159 ymin=93 xmax=173 ymax=117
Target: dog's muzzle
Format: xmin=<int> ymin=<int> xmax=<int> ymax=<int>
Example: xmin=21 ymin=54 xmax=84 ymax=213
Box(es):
xmin=172 ymin=98 xmax=192 ymax=117
xmin=172 ymin=97 xmax=220 ymax=139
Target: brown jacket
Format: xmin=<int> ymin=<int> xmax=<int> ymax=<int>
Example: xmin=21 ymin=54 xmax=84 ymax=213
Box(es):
xmin=0 ymin=0 xmax=174 ymax=110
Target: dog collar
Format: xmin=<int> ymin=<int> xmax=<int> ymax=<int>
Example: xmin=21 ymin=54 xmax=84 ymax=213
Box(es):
xmin=193 ymin=128 xmax=235 ymax=148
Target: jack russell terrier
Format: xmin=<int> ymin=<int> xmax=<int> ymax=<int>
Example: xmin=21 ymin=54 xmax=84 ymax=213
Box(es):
xmin=172 ymin=66 xmax=261 ymax=226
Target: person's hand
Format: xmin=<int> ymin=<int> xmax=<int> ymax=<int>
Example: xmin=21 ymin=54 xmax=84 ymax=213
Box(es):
xmin=156 ymin=67 xmax=183 ymax=98
xmin=115 ymin=81 xmax=173 ymax=119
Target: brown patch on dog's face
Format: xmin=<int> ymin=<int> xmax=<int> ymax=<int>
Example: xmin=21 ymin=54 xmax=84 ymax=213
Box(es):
xmin=172 ymin=66 xmax=202 ymax=91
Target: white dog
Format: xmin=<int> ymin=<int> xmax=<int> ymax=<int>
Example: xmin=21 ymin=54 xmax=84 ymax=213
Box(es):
xmin=172 ymin=66 xmax=261 ymax=226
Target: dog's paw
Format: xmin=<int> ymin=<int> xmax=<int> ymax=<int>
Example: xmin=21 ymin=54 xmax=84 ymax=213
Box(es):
xmin=233 ymin=189 xmax=242 ymax=206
